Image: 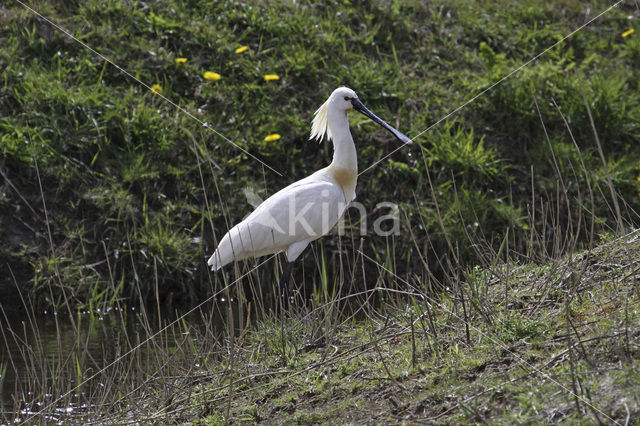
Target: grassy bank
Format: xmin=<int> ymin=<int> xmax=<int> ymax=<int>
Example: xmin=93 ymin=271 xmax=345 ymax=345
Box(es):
xmin=107 ymin=229 xmax=640 ymax=423
xmin=1 ymin=0 xmax=639 ymax=310
xmin=6 ymin=229 xmax=637 ymax=423
xmin=147 ymin=232 xmax=640 ymax=424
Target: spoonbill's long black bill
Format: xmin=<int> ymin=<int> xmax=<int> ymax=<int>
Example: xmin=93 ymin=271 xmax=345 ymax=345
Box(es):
xmin=351 ymin=98 xmax=413 ymax=145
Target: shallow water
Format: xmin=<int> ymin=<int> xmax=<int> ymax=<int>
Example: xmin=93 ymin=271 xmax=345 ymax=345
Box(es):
xmin=0 ymin=305 xmax=218 ymax=421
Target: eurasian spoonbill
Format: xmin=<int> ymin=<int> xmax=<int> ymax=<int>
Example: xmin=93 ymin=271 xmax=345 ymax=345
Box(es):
xmin=208 ymin=87 xmax=411 ymax=304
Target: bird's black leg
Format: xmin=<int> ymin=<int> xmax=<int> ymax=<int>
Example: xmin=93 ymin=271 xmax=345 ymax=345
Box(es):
xmin=278 ymin=261 xmax=293 ymax=311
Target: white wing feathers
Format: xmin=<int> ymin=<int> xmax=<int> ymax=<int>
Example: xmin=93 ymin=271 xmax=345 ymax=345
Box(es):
xmin=208 ymin=174 xmax=348 ymax=270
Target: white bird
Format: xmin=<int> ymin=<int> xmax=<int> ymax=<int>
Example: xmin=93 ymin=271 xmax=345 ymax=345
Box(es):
xmin=207 ymin=87 xmax=411 ymax=303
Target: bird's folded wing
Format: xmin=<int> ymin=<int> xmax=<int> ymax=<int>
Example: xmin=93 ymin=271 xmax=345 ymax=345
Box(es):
xmin=208 ymin=180 xmax=348 ymax=269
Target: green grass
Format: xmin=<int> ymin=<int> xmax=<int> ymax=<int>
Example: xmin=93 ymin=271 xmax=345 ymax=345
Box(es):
xmin=4 ymin=233 xmax=640 ymax=421
xmin=1 ymin=0 xmax=639 ymax=309
xmin=126 ymin=230 xmax=637 ymax=424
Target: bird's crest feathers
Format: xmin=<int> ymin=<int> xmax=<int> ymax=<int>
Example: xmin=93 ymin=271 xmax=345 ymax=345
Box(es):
xmin=310 ymin=97 xmax=332 ymax=143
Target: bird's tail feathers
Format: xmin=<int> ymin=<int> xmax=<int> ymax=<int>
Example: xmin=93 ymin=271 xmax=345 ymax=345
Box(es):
xmin=207 ymin=251 xmax=223 ymax=271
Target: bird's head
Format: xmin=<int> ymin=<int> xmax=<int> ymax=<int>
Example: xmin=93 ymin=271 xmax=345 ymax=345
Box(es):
xmin=310 ymin=87 xmax=412 ymax=145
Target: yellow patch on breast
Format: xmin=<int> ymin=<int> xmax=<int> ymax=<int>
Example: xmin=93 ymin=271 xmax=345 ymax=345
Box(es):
xmin=330 ymin=167 xmax=357 ymax=190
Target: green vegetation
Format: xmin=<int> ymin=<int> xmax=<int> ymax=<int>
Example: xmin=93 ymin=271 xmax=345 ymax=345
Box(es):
xmin=1 ymin=0 xmax=640 ymax=423
xmin=1 ymin=0 xmax=638 ymax=309
xmin=16 ymin=230 xmax=635 ymax=424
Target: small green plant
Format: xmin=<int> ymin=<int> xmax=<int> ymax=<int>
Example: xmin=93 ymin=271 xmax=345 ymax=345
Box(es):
xmin=494 ymin=314 xmax=545 ymax=342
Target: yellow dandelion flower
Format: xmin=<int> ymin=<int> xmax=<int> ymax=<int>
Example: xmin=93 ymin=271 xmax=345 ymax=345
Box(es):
xmin=175 ymin=57 xmax=187 ymax=64
xmin=204 ymin=71 xmax=222 ymax=81
xmin=235 ymin=46 xmax=249 ymax=54
xmin=151 ymin=84 xmax=162 ymax=94
xmin=264 ymin=133 xmax=281 ymax=142
xmin=622 ymin=28 xmax=635 ymax=38
xmin=263 ymin=74 xmax=280 ymax=82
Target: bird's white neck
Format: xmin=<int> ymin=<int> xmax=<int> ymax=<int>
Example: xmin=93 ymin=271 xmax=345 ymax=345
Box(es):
xmin=328 ymin=108 xmax=357 ymax=172
xmin=325 ymin=108 xmax=357 ymax=203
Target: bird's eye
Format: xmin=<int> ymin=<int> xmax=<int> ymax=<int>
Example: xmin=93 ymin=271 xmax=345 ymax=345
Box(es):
xmin=344 ymin=96 xmax=350 ymax=101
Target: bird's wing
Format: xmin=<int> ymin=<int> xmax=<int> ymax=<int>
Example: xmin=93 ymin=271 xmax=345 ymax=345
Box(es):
xmin=208 ymin=179 xmax=347 ymax=270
